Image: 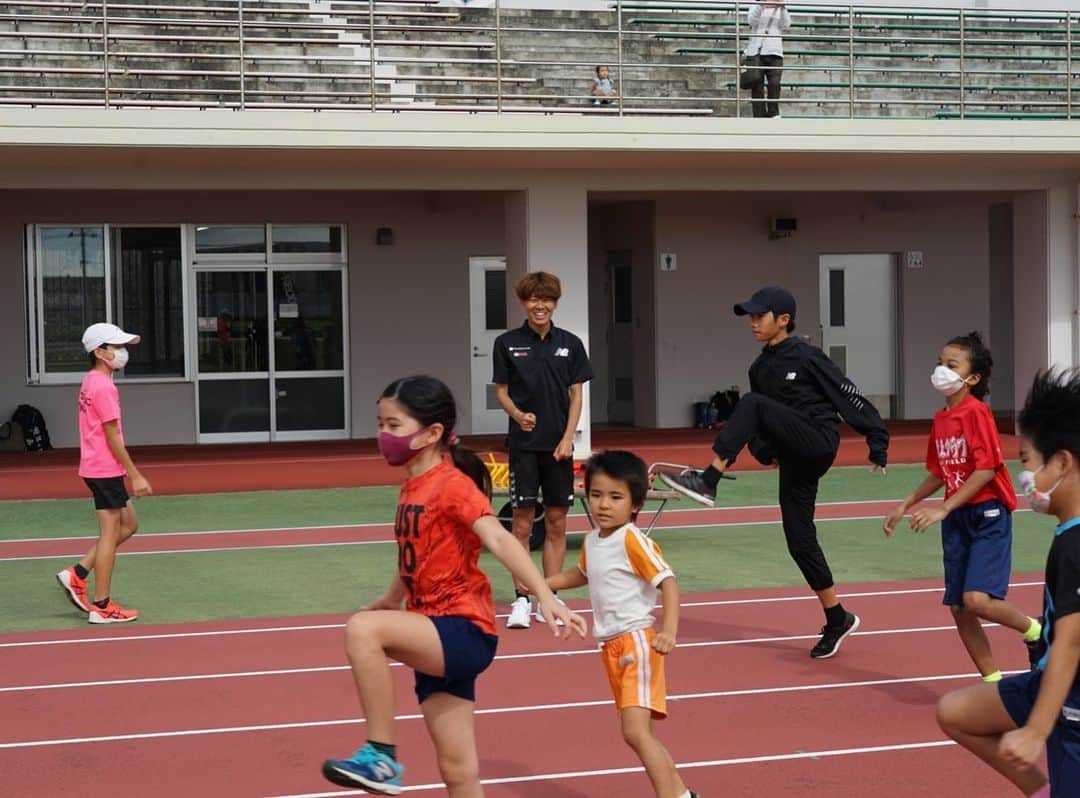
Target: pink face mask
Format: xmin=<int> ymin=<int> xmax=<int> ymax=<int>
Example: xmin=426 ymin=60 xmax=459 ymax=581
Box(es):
xmin=377 ymin=428 xmax=430 ymax=467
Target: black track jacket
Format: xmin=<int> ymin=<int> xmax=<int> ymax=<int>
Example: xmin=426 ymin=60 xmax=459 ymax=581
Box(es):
xmin=748 ymin=337 xmax=890 ymax=467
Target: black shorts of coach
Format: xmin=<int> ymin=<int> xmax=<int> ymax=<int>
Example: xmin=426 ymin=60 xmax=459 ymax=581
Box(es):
xmin=508 ymin=450 xmax=575 ymax=510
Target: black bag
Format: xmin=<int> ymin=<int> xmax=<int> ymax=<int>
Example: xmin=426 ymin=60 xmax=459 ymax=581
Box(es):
xmin=740 ymin=55 xmax=762 ymax=90
xmin=710 ymin=387 xmax=742 ymax=423
xmin=12 ymin=404 xmax=53 ymax=451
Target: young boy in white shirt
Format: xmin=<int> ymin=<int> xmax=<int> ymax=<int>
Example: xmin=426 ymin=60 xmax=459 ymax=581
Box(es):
xmin=547 ymin=450 xmax=699 ymax=798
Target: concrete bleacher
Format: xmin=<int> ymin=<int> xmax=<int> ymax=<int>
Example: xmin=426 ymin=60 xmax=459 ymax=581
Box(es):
xmin=0 ymin=0 xmax=1075 ymax=118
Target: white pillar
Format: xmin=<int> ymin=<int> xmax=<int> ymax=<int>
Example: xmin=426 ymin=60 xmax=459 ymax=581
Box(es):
xmin=504 ymin=184 xmax=592 ymax=456
xmin=1012 ymin=185 xmax=1078 ymax=414
xmin=1049 ymin=183 xmax=1077 ymax=368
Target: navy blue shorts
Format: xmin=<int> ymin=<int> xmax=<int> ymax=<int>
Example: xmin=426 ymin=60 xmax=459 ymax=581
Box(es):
xmin=941 ymin=499 xmax=1012 ymax=606
xmin=414 ymin=616 xmax=498 ymax=704
xmin=999 ymin=668 xmax=1080 ymax=793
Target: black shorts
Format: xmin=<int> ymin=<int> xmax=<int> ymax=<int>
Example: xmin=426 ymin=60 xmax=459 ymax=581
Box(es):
xmin=84 ymin=476 xmax=129 ymax=511
xmin=414 ymin=616 xmax=498 ymax=704
xmin=508 ymin=449 xmax=575 ymax=509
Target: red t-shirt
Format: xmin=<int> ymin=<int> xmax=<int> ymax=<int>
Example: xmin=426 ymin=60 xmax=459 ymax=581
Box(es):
xmin=395 ymin=459 xmax=497 ymax=636
xmin=926 ymin=395 xmax=1016 ymax=512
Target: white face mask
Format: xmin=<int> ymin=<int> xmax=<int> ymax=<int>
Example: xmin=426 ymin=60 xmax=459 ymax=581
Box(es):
xmin=931 ymin=365 xmax=970 ymax=396
xmin=1019 ymin=465 xmax=1063 ymax=515
xmin=105 ymin=347 xmax=129 ymax=370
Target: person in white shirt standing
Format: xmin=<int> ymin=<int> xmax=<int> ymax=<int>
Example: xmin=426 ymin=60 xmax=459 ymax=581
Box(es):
xmin=744 ymin=0 xmax=792 ymax=118
xmin=546 ymin=450 xmax=699 ymax=798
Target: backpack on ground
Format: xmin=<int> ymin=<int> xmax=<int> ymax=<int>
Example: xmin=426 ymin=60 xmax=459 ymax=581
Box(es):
xmin=11 ymin=404 xmax=52 ymax=451
xmin=710 ymin=387 xmax=742 ymax=424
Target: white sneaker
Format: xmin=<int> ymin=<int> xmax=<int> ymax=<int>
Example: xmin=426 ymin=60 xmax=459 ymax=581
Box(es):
xmin=535 ymin=597 xmax=567 ymax=626
xmin=507 ymin=596 xmax=532 ymax=629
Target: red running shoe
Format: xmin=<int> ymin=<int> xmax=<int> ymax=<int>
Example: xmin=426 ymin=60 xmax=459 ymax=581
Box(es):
xmin=56 ymin=567 xmax=90 ymax=613
xmin=88 ymin=600 xmax=139 ymax=624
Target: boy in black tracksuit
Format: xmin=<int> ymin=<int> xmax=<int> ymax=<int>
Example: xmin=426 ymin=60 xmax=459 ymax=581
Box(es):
xmin=661 ymin=285 xmax=889 ymax=659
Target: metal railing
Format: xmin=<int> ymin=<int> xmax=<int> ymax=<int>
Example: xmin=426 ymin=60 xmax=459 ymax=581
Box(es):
xmin=0 ymin=0 xmax=1077 ymax=118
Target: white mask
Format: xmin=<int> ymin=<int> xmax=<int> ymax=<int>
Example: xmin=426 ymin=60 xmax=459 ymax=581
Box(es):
xmin=106 ymin=347 xmax=129 ymax=370
xmin=1019 ymin=465 xmax=1063 ymax=515
xmin=931 ymin=365 xmax=969 ymax=396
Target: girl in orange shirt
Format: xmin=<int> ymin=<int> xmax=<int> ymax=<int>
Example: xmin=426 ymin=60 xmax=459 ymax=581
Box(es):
xmin=323 ymin=375 xmax=586 ymax=796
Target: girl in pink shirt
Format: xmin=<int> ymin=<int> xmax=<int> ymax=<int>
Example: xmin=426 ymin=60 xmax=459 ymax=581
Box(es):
xmin=56 ymin=323 xmax=152 ymax=624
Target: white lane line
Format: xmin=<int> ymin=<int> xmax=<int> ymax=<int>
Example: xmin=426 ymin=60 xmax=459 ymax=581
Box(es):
xmin=0 ymin=497 xmax=954 ymax=545
xmin=0 ymin=618 xmax=1031 ymax=692
xmin=1 ymin=539 xmax=396 ymax=562
xmin=0 ymin=508 xmax=986 ymax=563
xmin=268 ymin=739 xmax=960 ymax=797
xmin=0 ymin=580 xmax=1042 ymax=650
xmin=0 ymin=669 xmax=1008 ymax=750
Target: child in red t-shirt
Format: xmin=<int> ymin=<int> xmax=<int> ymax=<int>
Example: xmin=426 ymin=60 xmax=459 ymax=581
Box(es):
xmin=322 ymin=375 xmax=587 ymax=796
xmin=885 ymin=332 xmax=1041 ymax=681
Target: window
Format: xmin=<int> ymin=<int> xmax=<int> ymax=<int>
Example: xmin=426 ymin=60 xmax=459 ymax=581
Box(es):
xmin=26 ymin=224 xmax=186 ymax=382
xmin=271 ymin=225 xmax=343 ymax=255
xmin=112 ymin=227 xmax=184 ymax=377
xmin=195 ymin=225 xmax=265 ymax=258
xmin=37 ymin=226 xmax=106 ymax=374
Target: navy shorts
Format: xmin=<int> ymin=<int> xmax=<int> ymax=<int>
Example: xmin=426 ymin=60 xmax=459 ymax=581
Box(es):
xmin=999 ymin=668 xmax=1080 ymax=793
xmin=941 ymin=499 xmax=1012 ymax=606
xmin=84 ymin=477 xmax=130 ymax=511
xmin=414 ymin=616 xmax=498 ymax=704
xmin=508 ymin=449 xmax=575 ymax=509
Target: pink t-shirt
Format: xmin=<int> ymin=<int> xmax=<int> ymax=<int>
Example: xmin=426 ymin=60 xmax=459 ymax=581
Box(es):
xmin=78 ymin=369 xmax=126 ymax=479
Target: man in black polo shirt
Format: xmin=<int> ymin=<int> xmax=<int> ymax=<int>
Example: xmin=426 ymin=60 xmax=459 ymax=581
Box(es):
xmin=661 ymin=285 xmax=889 ymax=659
xmin=493 ymin=271 xmax=593 ymax=630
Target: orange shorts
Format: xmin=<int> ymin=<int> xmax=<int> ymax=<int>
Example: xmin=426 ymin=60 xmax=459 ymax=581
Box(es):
xmin=600 ymin=628 xmax=667 ymax=719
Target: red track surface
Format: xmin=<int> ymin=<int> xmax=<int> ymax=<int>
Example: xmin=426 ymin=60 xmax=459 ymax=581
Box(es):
xmin=0 ymin=424 xmax=1019 ymax=501
xmin=1 ymin=575 xmax=1041 ymax=798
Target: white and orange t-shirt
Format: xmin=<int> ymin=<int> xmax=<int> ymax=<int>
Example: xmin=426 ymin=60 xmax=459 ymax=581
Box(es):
xmin=578 ymin=523 xmax=674 ymax=642
xmin=78 ymin=368 xmax=125 ymax=479
xmin=394 ymin=459 xmax=498 ymax=636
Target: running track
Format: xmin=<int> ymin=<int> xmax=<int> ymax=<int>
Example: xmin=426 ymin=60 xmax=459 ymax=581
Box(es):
xmin=0 ymin=499 xmax=953 ymax=561
xmin=2 ymin=577 xmax=1042 ymax=798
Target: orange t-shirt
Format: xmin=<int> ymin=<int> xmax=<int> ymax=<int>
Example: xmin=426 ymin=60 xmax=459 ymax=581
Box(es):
xmin=395 ymin=459 xmax=497 ymax=636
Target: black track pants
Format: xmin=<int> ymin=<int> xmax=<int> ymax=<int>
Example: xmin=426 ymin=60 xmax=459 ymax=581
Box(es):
xmin=713 ymin=393 xmax=840 ymax=591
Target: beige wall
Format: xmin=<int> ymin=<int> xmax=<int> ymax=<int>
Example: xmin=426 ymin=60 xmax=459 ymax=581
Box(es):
xmin=1 ymin=185 xmax=1061 ymax=448
xmin=0 ymin=190 xmax=506 ymax=447
xmin=651 ymin=191 xmax=1004 ymax=426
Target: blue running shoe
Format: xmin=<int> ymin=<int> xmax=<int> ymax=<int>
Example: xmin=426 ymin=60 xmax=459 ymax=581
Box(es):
xmin=322 ymin=744 xmax=404 ymax=795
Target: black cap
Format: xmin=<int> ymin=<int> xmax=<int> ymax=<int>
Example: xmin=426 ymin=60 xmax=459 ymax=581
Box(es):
xmin=733 ymin=285 xmax=797 ymax=320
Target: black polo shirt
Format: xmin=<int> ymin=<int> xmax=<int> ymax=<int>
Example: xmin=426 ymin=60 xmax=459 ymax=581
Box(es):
xmin=492 ymin=321 xmax=593 ymax=451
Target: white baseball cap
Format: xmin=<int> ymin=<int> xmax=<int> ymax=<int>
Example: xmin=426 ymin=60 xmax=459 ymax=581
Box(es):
xmin=82 ymin=322 xmax=141 ymax=353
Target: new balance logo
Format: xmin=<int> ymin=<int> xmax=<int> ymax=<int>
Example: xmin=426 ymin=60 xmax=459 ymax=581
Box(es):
xmin=371 ymin=761 xmax=398 ymax=780
xmin=555 ymin=347 xmax=570 ymax=357
xmin=785 ymin=371 xmax=797 ymax=381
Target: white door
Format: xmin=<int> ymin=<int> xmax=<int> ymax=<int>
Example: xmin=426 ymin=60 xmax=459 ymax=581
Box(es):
xmin=468 ymin=257 xmax=508 ymax=434
xmin=819 ymin=254 xmax=897 ymax=419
